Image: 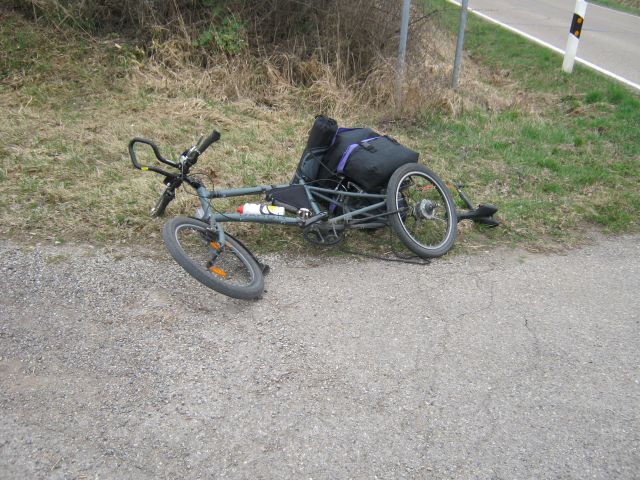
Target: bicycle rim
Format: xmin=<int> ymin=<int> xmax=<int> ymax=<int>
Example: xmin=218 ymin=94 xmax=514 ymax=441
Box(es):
xmin=393 ymin=171 xmax=455 ymax=253
xmin=166 ymin=217 xmax=263 ymax=299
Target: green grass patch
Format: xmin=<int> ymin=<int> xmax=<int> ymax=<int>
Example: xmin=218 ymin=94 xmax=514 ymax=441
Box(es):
xmin=412 ymin=0 xmax=640 ymax=245
xmin=588 ymin=0 xmax=640 ymax=15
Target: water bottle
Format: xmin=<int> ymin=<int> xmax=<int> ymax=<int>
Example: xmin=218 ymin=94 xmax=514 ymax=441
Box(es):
xmin=236 ymin=203 xmax=285 ymax=216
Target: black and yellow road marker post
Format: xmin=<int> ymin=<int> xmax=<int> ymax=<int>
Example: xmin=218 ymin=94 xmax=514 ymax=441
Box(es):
xmin=562 ymin=0 xmax=588 ymax=73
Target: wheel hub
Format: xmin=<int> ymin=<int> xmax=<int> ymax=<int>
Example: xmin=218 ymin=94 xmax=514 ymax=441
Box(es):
xmin=413 ymin=199 xmax=438 ymax=220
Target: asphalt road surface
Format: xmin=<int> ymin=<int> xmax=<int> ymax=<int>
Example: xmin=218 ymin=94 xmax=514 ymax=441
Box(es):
xmin=461 ymin=0 xmax=640 ymax=88
xmin=1 ymin=234 xmax=639 ymax=478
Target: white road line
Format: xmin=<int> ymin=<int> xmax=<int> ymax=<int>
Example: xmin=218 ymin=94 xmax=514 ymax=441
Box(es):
xmin=446 ymin=0 xmax=640 ymax=91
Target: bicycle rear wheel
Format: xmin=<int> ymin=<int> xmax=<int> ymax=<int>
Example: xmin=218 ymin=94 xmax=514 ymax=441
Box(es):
xmin=163 ymin=216 xmax=264 ymax=300
xmin=386 ymin=163 xmax=457 ymax=258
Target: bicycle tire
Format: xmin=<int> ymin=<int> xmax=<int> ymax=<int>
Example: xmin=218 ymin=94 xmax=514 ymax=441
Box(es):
xmin=163 ymin=216 xmax=264 ymax=300
xmin=386 ymin=163 xmax=457 ymax=258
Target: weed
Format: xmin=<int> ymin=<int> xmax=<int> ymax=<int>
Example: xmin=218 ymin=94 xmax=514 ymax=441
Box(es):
xmin=585 ymin=91 xmax=604 ymax=104
xmin=194 ymin=16 xmax=248 ymax=55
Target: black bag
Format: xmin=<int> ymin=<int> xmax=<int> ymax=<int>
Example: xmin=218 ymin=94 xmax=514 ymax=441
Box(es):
xmin=293 ymin=117 xmax=419 ymax=193
xmin=321 ymin=127 xmax=379 ymax=174
xmin=292 ymin=116 xmax=338 ymax=183
xmin=306 ymin=115 xmax=338 ymax=150
xmin=337 ymin=135 xmax=419 ymax=192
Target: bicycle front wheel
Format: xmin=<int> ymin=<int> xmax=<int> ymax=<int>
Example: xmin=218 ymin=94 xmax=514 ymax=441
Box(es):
xmin=386 ymin=163 xmax=457 ymax=258
xmin=163 ymin=216 xmax=264 ymax=300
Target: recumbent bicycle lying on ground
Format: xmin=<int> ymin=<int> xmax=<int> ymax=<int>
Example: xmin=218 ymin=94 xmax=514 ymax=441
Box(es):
xmin=129 ymin=116 xmax=498 ymax=300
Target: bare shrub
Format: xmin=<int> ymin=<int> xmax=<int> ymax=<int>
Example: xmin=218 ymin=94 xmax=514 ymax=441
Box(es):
xmin=9 ymin=0 xmax=494 ymax=118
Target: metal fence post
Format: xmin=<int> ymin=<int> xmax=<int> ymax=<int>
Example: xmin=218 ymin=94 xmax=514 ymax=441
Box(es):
xmin=396 ymin=0 xmax=411 ymax=107
xmin=452 ymin=0 xmax=469 ymax=89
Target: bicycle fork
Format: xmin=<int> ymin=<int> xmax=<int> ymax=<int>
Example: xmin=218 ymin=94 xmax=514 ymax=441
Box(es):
xmin=196 ymin=185 xmax=227 ymax=246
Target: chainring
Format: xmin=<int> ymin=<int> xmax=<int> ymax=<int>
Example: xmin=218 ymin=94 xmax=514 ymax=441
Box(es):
xmin=303 ymin=224 xmax=345 ymax=246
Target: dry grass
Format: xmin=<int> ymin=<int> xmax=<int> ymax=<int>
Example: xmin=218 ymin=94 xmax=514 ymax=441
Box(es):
xmin=12 ymin=0 xmax=514 ymax=118
xmin=6 ymin=4 xmax=614 ymax=255
xmin=0 ymin=10 xmax=334 ymax=247
xmin=0 ymin=4 xmax=513 ymax=251
xmin=132 ymin=13 xmax=513 ymax=122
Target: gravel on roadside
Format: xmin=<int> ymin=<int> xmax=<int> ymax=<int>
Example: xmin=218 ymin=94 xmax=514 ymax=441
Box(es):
xmin=1 ymin=236 xmax=639 ymax=479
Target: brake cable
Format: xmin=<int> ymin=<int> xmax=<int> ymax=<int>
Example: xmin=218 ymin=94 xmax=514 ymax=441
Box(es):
xmin=338 ymin=228 xmax=431 ymax=265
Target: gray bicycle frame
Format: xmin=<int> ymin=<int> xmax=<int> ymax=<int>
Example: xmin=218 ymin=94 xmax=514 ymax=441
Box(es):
xmin=195 ymin=182 xmax=388 ymax=244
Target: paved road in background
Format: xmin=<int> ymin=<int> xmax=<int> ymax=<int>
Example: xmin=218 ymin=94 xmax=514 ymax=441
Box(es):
xmin=1 ymin=235 xmax=639 ymax=478
xmin=461 ymin=0 xmax=640 ymax=88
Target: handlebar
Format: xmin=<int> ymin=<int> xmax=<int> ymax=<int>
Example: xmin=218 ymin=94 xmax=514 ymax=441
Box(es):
xmin=128 ymin=129 xmax=221 ymax=173
xmin=129 ymin=129 xmax=221 ymax=217
xmin=128 ymin=138 xmax=179 ymax=168
xmin=128 ymin=138 xmax=179 ymax=177
xmin=195 ymin=130 xmax=221 ymax=156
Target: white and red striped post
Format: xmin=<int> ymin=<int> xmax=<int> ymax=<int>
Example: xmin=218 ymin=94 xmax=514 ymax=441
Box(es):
xmin=562 ymin=0 xmax=588 ymax=73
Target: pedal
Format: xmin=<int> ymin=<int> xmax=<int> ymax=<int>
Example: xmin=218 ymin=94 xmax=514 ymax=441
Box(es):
xmin=259 ymin=262 xmax=271 ymax=276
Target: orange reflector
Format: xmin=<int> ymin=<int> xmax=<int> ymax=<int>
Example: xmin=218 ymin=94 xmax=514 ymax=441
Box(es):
xmin=417 ymin=185 xmax=435 ymax=191
xmin=210 ymin=242 xmax=220 ymax=250
xmin=209 ymin=266 xmax=227 ymax=277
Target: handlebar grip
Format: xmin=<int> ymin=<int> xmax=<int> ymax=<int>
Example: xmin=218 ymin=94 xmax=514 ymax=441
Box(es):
xmin=195 ymin=130 xmax=220 ymax=155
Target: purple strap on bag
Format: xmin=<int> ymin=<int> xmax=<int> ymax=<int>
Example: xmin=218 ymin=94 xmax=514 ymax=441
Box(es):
xmin=336 ymin=137 xmax=380 ymax=173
